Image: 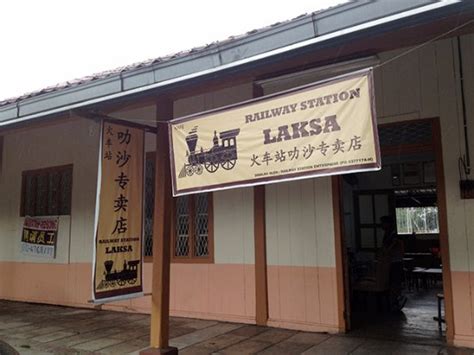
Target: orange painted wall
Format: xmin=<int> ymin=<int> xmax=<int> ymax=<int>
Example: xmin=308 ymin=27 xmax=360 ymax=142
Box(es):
xmin=0 ymin=262 xmax=340 ymax=333
xmin=0 ymin=262 xmax=92 ymax=307
xmin=266 ymin=266 xmax=339 ymax=333
xmin=0 ymin=261 xmax=255 ymax=324
xmin=451 ymin=271 xmax=474 ymax=348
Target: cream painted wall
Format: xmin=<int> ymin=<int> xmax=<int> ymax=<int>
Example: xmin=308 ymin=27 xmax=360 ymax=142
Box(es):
xmin=373 ymin=35 xmax=474 ymax=274
xmin=266 ymin=178 xmax=335 ymax=268
xmin=262 ymin=76 xmax=336 ymax=269
xmin=0 ymin=118 xmax=99 ymax=264
xmin=213 ymin=188 xmax=254 ymax=264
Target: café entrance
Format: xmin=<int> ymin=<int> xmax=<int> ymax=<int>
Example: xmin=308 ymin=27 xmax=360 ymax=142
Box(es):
xmin=337 ymin=118 xmax=452 ymax=344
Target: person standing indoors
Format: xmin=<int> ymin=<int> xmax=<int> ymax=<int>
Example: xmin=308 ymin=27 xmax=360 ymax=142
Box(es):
xmin=379 ymin=215 xmax=407 ymax=311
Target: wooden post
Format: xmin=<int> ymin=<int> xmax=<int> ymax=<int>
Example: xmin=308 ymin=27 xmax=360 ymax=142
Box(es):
xmin=332 ymin=176 xmax=348 ymax=331
xmin=253 ymin=83 xmax=269 ymax=326
xmin=141 ymin=99 xmax=177 ymax=355
xmin=254 ymin=185 xmax=269 ymax=325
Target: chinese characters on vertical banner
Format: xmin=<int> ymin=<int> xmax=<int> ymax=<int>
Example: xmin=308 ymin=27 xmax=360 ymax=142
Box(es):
xmin=21 ymin=217 xmax=58 ymax=258
xmin=93 ymin=121 xmax=145 ymax=302
xmin=169 ymin=69 xmax=380 ymax=196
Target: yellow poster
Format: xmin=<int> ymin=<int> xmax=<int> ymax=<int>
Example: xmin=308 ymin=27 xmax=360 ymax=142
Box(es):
xmin=169 ymin=69 xmax=380 ymax=196
xmin=93 ymin=121 xmax=144 ymax=302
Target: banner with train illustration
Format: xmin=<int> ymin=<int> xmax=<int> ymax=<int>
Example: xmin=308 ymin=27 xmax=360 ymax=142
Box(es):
xmin=92 ymin=120 xmax=145 ymax=302
xmin=169 ymin=69 xmax=380 ymax=196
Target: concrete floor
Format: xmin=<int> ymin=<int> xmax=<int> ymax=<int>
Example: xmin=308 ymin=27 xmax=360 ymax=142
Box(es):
xmin=350 ymin=287 xmax=446 ymax=346
xmin=0 ymin=299 xmax=472 ymax=355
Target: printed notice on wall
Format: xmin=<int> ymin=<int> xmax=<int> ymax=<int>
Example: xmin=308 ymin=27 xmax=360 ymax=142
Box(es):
xmin=21 ymin=217 xmax=58 ymax=258
xmin=169 ymin=69 xmax=380 ymax=196
xmin=92 ymin=120 xmax=145 ymax=303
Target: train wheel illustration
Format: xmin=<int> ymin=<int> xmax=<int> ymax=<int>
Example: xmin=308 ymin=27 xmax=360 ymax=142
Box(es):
xmin=185 ymin=164 xmax=194 ymax=176
xmin=221 ymin=152 xmax=236 ymax=170
xmin=194 ymin=164 xmax=203 ymax=175
xmin=128 ymin=278 xmax=137 ymax=285
xmin=204 ymin=161 xmax=219 ymax=173
xmin=117 ymin=279 xmax=126 ymax=286
xmin=204 ymin=154 xmax=220 ymax=173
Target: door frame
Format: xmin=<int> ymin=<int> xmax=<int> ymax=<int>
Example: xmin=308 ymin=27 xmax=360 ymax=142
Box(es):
xmin=332 ymin=117 xmax=455 ymax=343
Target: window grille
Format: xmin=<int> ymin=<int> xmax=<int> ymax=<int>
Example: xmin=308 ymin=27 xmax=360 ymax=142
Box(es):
xmin=173 ymin=193 xmax=211 ymax=260
xmin=144 ymin=153 xmax=155 ymax=256
xmin=194 ymin=193 xmax=209 ymax=257
xmin=21 ymin=165 xmax=73 ymax=216
xmin=175 ymin=196 xmax=190 ymax=256
xmin=143 ymin=153 xmax=213 ymax=262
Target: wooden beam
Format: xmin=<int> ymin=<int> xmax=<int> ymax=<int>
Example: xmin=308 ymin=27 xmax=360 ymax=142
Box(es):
xmin=141 ymin=99 xmax=177 ymax=355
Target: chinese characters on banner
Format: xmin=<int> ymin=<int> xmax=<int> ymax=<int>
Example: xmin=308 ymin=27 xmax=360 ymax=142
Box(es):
xmin=169 ymin=69 xmax=380 ymax=196
xmin=21 ymin=217 xmax=58 ymax=258
xmin=93 ymin=121 xmax=145 ymax=302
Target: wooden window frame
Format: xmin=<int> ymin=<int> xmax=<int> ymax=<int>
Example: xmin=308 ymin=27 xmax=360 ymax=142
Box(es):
xmin=354 ymin=189 xmax=395 ymax=251
xmin=171 ymin=193 xmax=214 ymax=264
xmin=143 ymin=151 xmax=214 ymax=263
xmin=20 ymin=164 xmax=73 ymax=217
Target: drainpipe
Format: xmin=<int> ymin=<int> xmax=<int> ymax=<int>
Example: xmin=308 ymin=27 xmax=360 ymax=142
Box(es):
xmin=458 ymin=36 xmax=470 ymax=176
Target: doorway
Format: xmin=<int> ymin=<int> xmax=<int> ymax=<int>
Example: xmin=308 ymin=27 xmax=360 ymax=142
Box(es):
xmin=337 ymin=118 xmax=452 ymax=344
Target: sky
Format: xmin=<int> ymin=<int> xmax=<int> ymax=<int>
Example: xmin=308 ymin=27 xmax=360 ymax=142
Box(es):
xmin=0 ymin=0 xmax=347 ymax=102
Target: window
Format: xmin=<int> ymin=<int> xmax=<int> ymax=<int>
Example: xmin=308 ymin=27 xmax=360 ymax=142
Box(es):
xmin=173 ymin=193 xmax=213 ymax=261
xmin=143 ymin=153 xmax=213 ymax=262
xmin=21 ymin=165 xmax=73 ymax=216
xmin=355 ymin=191 xmax=394 ymax=250
xmin=396 ymin=207 xmax=439 ymax=235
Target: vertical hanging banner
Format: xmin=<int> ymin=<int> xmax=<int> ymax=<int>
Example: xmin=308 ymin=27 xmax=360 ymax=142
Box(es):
xmin=169 ymin=69 xmax=380 ymax=196
xmin=93 ymin=120 xmax=145 ymax=302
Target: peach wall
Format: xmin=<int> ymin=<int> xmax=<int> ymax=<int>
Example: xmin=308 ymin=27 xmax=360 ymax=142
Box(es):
xmin=170 ymin=263 xmax=255 ymax=323
xmin=451 ymin=271 xmax=474 ymax=348
xmin=0 ymin=261 xmax=255 ymax=324
xmin=266 ymin=265 xmax=340 ymax=333
xmin=0 ymin=261 xmax=340 ymax=332
xmin=0 ymin=262 xmax=92 ymax=307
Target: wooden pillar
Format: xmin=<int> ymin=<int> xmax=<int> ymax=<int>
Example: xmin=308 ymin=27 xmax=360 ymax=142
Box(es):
xmin=332 ymin=176 xmax=348 ymax=331
xmin=141 ymin=99 xmax=177 ymax=355
xmin=254 ymin=185 xmax=269 ymax=325
xmin=253 ymin=83 xmax=269 ymax=326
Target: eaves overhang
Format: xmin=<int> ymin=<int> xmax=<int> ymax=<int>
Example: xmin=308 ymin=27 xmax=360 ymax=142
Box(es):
xmin=0 ymin=0 xmax=472 ymax=128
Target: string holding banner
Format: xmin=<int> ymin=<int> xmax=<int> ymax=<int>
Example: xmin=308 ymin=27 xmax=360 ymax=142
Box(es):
xmin=92 ymin=120 xmax=145 ymax=303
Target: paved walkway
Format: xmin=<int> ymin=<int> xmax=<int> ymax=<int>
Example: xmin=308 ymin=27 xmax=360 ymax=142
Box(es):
xmin=0 ymin=300 xmax=472 ymax=354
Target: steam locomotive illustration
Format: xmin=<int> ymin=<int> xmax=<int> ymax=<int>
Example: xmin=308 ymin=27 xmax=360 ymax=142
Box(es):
xmin=178 ymin=127 xmax=241 ymax=178
xmin=97 ymin=259 xmax=139 ymax=289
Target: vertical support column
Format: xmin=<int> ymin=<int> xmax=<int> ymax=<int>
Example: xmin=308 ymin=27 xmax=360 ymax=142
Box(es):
xmin=141 ymin=99 xmax=177 ymax=355
xmin=432 ymin=118 xmax=455 ymax=344
xmin=253 ymin=83 xmax=269 ymax=326
xmin=254 ymin=185 xmax=269 ymax=325
xmin=332 ymin=176 xmax=348 ymax=331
